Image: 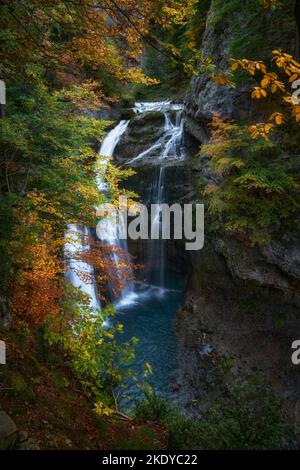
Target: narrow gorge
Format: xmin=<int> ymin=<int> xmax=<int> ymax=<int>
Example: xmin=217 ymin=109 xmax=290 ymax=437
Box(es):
xmin=68 ymin=91 xmax=300 ymax=433
xmin=1 ymin=0 xmax=300 ymax=453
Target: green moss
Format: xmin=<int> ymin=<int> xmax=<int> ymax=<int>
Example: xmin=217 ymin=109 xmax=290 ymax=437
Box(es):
xmin=9 ymin=372 xmax=35 ymax=401
xmin=220 ymin=357 xmax=235 ymax=372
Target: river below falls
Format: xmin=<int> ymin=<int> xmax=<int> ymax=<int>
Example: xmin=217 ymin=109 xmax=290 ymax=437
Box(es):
xmin=114 ymin=271 xmax=185 ymax=408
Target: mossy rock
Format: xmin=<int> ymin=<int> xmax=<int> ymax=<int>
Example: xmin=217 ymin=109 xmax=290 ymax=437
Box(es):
xmin=130 ymin=111 xmax=164 ymax=128
xmin=120 ymin=95 xmax=135 ymax=108
xmin=9 ymin=372 xmax=35 ymax=401
xmin=114 ymin=111 xmax=165 ymax=162
xmin=120 ymin=108 xmax=135 ymax=120
xmin=0 ymin=411 xmax=17 ymax=450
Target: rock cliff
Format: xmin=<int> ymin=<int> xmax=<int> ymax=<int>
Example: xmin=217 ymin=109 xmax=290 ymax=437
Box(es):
xmin=176 ymin=0 xmax=300 ymax=443
xmin=182 ymin=0 xmax=300 ymax=314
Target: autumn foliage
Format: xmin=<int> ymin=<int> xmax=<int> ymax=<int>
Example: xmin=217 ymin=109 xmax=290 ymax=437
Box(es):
xmin=11 ymin=232 xmax=62 ymax=330
xmin=0 ymin=0 xmax=197 ymax=92
xmin=231 ymin=50 xmax=300 ymax=139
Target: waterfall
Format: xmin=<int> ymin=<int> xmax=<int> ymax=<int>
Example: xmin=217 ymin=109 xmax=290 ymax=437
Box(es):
xmin=65 ymin=102 xmax=185 ymax=313
xmin=65 ymin=224 xmax=101 ymax=312
xmin=65 ymin=120 xmax=129 ymax=312
xmin=114 ymin=103 xmax=186 ymax=407
xmin=146 ymin=167 xmax=166 ymax=287
xmin=133 ymin=103 xmax=185 ymax=290
xmin=96 ymin=120 xmax=129 ymax=191
xmin=98 ymin=102 xmax=184 ymax=307
xmin=96 ymin=119 xmax=139 ymax=308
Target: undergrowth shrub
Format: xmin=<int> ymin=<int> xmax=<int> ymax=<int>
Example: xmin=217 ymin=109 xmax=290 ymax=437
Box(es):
xmin=45 ymin=285 xmax=139 ymax=416
xmin=134 ymin=377 xmax=285 ymax=450
xmin=200 ymin=117 xmax=300 ymax=245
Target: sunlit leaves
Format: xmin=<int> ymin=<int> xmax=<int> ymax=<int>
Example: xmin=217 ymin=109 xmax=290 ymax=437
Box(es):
xmin=213 ymin=73 xmax=233 ymax=87
xmin=230 ymin=50 xmax=300 ymax=139
xmin=200 ymin=117 xmax=299 ymax=245
xmin=269 ymin=112 xmax=284 ymax=125
xmin=248 ymin=123 xmax=273 ymax=140
xmin=0 ymin=0 xmax=202 ymax=90
xmin=45 ymin=284 xmax=139 ymax=414
xmin=251 ymin=87 xmax=267 ymax=99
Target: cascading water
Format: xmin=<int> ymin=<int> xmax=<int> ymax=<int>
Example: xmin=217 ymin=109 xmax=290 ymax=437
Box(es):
xmin=96 ymin=120 xmax=129 ymax=191
xmin=65 ymin=120 xmax=129 ymax=313
xmin=65 ymin=225 xmax=101 ymax=312
xmin=130 ymin=103 xmax=185 ymax=289
xmin=96 ymin=119 xmax=140 ymax=307
xmin=146 ymin=166 xmax=166 ymax=287
xmin=66 ymin=101 xmax=186 ymax=405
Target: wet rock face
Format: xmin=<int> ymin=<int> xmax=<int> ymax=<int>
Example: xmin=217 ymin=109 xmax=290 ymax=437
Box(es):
xmin=176 ymin=1 xmax=300 ymax=437
xmin=114 ymin=111 xmax=165 ymax=163
xmin=187 ymin=237 xmax=300 ymax=325
xmin=184 ymin=0 xmax=296 ymax=142
xmin=114 ymin=105 xmax=192 ymax=278
xmin=124 ymin=163 xmax=192 ymax=206
xmin=212 ymin=234 xmax=300 ymax=309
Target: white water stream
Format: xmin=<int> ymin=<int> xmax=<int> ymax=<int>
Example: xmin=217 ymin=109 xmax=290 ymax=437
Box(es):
xmin=66 ymin=102 xmax=185 ymax=312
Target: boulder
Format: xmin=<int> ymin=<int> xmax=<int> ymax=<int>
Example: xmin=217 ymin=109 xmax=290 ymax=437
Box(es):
xmin=0 ymin=411 xmax=17 ymax=449
xmin=114 ymin=111 xmax=165 ymax=163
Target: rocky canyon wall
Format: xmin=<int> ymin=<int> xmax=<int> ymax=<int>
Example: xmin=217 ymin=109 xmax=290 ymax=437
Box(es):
xmin=176 ymin=0 xmax=300 ymax=443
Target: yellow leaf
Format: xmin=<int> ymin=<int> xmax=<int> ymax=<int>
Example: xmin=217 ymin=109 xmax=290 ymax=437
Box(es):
xmin=289 ymin=73 xmax=298 ymax=83
xmin=261 ymin=89 xmax=267 ymax=97
xmin=275 ymin=114 xmax=283 ymax=125
xmin=271 ymin=84 xmax=277 ymax=93
xmin=261 ymin=77 xmax=269 ymax=88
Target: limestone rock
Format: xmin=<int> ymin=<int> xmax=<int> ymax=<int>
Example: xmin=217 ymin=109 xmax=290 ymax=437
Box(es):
xmin=0 ymin=411 xmax=17 ymax=449
xmin=114 ymin=111 xmax=165 ymax=163
xmin=184 ymin=7 xmax=251 ymax=143
xmin=18 ymin=437 xmax=40 ymax=450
